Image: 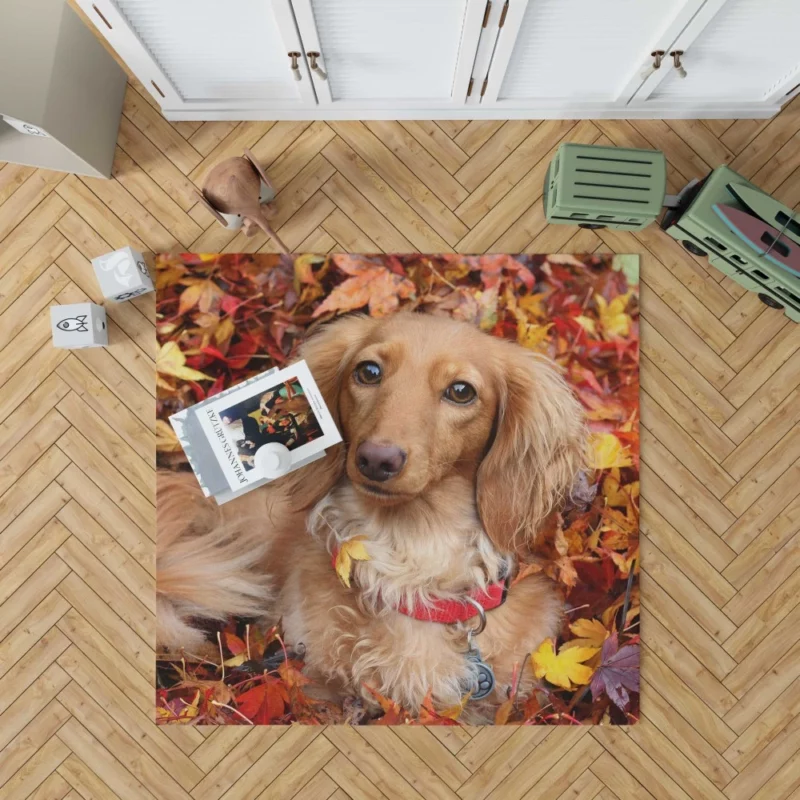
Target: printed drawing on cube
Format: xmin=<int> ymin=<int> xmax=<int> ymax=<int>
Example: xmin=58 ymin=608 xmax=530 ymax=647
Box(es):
xmin=92 ymin=246 xmax=154 ymax=302
xmin=56 ymin=315 xmax=89 ymax=332
xmin=50 ymin=302 xmax=107 ymax=349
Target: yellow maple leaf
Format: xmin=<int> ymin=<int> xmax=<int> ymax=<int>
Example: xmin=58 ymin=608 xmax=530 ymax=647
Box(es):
xmin=565 ymin=618 xmax=610 ymax=650
xmin=574 ymin=315 xmax=597 ymax=336
xmin=586 ymin=432 xmax=633 ymax=470
xmin=156 ymin=341 xmax=213 ymax=383
xmin=595 ymin=292 xmax=632 ymax=339
xmin=155 ymin=419 xmax=182 ymax=453
xmin=293 ymin=254 xmax=323 ymax=289
xmin=518 ymin=292 xmax=548 ymax=321
xmin=335 ymin=536 xmax=371 ymax=588
xmin=531 ymin=639 xmax=598 ymax=690
xmin=602 ymin=472 xmax=640 ymax=508
xmin=517 ymin=321 xmax=552 ymax=351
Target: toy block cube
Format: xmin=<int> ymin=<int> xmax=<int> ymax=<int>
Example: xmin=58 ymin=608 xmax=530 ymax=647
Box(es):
xmin=91 ymin=246 xmax=154 ymax=302
xmin=50 ymin=303 xmax=107 ymax=349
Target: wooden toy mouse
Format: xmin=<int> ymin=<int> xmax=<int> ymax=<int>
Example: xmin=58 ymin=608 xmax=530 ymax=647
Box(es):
xmin=196 ymin=148 xmax=289 ymax=253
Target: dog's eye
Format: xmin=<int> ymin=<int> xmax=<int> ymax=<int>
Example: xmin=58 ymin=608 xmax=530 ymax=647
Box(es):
xmin=354 ymin=361 xmax=382 ymax=385
xmin=444 ymin=381 xmax=476 ymax=405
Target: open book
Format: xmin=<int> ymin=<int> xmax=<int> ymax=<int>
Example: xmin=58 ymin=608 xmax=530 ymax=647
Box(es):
xmin=170 ymin=360 xmax=341 ymax=504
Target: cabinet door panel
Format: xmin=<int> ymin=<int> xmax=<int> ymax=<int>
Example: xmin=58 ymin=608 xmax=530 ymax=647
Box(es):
xmin=292 ymin=0 xmax=484 ymax=106
xmin=646 ymin=0 xmax=800 ymax=103
xmin=81 ymin=0 xmax=314 ymax=109
xmin=488 ymin=0 xmax=692 ymax=105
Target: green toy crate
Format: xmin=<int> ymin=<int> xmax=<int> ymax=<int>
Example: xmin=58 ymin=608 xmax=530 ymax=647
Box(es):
xmin=661 ymin=165 xmax=800 ymax=323
xmin=543 ymin=143 xmax=667 ymax=231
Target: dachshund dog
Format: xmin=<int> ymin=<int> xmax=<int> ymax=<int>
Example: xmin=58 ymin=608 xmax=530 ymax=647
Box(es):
xmin=157 ymin=312 xmax=586 ymax=717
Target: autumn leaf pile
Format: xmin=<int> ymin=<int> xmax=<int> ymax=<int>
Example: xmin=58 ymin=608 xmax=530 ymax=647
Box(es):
xmin=155 ymin=252 xmax=640 ymax=726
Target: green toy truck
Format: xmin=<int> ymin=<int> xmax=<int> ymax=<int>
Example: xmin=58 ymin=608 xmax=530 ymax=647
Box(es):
xmin=660 ymin=165 xmax=800 ymax=323
xmin=544 ymin=143 xmax=800 ymax=322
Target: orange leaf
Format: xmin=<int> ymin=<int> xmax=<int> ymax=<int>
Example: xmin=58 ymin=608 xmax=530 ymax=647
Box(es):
xmin=494 ymin=697 xmax=514 ymax=725
xmin=554 ymin=556 xmax=579 ymax=589
xmin=177 ymin=282 xmax=205 ymax=316
xmin=313 ymin=258 xmax=415 ymax=318
xmin=363 ymin=684 xmax=408 ymax=724
xmin=512 ymin=560 xmax=544 ymax=586
xmin=224 ymin=632 xmax=247 ymax=656
xmin=278 ymin=660 xmax=311 ymax=690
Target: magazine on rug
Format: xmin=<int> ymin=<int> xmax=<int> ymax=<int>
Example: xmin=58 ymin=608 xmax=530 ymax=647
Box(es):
xmin=170 ymin=360 xmax=341 ymax=504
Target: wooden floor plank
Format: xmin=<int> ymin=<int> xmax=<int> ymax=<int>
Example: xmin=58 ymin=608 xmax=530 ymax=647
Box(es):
xmin=330 ymin=121 xmax=467 ymax=246
xmin=400 ymin=121 xmax=469 ymax=175
xmin=638 ymin=682 xmax=737 ymax=790
xmin=55 ymin=467 xmax=155 ymax=573
xmin=0 ymin=699 xmax=71 ymax=790
xmin=121 ymin=85 xmax=201 ymax=176
xmin=0 ymin=664 xmax=71 ymax=753
xmin=364 ymin=120 xmax=469 ymax=210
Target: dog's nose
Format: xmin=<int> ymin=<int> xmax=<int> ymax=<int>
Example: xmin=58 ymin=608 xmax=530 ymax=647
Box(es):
xmin=356 ymin=441 xmax=407 ymax=482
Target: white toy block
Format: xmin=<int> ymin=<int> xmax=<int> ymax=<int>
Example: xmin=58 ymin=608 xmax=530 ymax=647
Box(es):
xmin=50 ymin=303 xmax=107 ymax=349
xmin=91 ymin=246 xmax=154 ymax=302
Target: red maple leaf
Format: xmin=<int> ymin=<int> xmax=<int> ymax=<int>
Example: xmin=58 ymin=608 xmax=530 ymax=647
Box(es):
xmin=236 ymin=679 xmax=289 ymax=723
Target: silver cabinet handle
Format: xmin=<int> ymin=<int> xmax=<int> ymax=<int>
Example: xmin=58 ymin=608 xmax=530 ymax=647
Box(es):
xmin=640 ymin=50 xmax=665 ymax=81
xmin=288 ymin=51 xmax=302 ymax=81
xmin=307 ymin=51 xmax=327 ymax=81
xmin=670 ymin=50 xmax=687 ymax=79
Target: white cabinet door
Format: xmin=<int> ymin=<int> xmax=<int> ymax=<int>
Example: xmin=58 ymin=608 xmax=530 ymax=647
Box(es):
xmin=287 ymin=0 xmax=486 ymax=108
xmin=632 ymin=0 xmax=800 ymax=111
xmin=479 ymin=0 xmax=705 ymax=110
xmin=75 ymin=0 xmax=316 ymax=112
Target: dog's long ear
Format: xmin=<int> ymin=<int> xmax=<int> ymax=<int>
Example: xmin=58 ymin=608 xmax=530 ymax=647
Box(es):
xmin=279 ymin=314 xmax=376 ymax=509
xmin=476 ymin=343 xmax=586 ymax=553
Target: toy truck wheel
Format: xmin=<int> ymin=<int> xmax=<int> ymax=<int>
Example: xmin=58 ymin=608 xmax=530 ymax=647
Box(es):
xmin=682 ymin=240 xmax=707 ymax=257
xmin=758 ymin=293 xmax=784 ymax=310
xmin=578 ymin=223 xmax=606 ymax=230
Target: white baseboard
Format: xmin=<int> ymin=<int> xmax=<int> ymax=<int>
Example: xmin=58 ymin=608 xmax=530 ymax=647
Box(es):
xmin=162 ymin=104 xmax=781 ymax=122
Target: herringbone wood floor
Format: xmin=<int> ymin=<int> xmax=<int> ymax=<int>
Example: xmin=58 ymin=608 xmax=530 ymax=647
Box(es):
xmin=2 ymin=74 xmax=800 ymax=799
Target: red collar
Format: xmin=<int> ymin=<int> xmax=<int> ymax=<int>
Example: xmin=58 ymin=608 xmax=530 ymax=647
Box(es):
xmin=330 ymin=545 xmax=510 ymax=624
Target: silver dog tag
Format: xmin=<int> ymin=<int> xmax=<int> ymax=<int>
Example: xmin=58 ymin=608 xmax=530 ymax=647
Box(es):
xmin=465 ymin=635 xmax=495 ymax=700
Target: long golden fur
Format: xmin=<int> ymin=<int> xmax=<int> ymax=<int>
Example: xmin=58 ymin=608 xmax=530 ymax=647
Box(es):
xmin=157 ymin=312 xmax=586 ymax=716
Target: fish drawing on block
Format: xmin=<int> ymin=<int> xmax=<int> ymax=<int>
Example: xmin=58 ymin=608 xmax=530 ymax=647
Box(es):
xmin=56 ymin=315 xmax=89 ymax=332
xmin=713 ymin=204 xmax=800 ymax=278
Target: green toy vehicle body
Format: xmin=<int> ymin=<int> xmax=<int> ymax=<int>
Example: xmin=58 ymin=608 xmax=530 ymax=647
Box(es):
xmin=660 ymin=165 xmax=800 ymax=323
xmin=543 ymin=143 xmax=666 ymax=231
